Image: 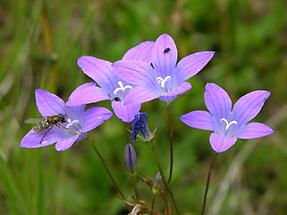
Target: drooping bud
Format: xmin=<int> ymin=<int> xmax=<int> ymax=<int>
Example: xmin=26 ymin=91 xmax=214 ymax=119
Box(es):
xmin=154 ymin=172 xmax=162 ymax=184
xmin=131 ymin=112 xmax=152 ymax=142
xmin=124 ymin=143 xmax=137 ymax=173
xmin=152 ymin=172 xmax=163 ymax=194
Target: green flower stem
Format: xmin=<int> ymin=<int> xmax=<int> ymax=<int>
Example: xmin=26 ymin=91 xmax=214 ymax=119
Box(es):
xmin=150 ymin=140 xmax=180 ymax=215
xmin=167 ymin=105 xmax=174 ymax=184
xmin=92 ymin=143 xmax=129 ymax=206
xmin=201 ymin=153 xmax=217 ymax=215
xmin=161 ymin=193 xmax=171 ymax=215
xmin=130 ymin=173 xmax=141 ymax=201
xmin=151 ymin=195 xmax=156 ymax=214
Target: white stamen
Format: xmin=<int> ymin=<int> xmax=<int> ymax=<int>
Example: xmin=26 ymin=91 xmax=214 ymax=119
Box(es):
xmin=156 ymin=76 xmax=171 ymax=88
xmin=220 ymin=118 xmax=237 ymax=130
xmin=98 ymin=117 xmax=102 ymax=120
xmin=113 ymin=81 xmax=132 ymax=95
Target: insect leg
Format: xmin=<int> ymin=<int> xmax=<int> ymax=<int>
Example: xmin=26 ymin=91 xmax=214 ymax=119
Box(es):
xmin=40 ymin=126 xmax=53 ymax=144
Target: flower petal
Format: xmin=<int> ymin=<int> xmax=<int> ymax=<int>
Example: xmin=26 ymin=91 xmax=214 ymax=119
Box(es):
xmin=67 ymin=82 xmax=110 ymax=106
xmin=77 ymin=56 xmax=117 ymax=92
xmin=20 ymin=127 xmax=67 ymax=148
xmin=159 ymin=82 xmax=192 ymax=102
xmin=35 ymin=89 xmax=65 ymax=116
xmin=122 ymin=41 xmax=154 ymax=62
xmin=209 ymin=133 xmax=237 ymax=153
xmin=204 ymin=83 xmax=232 ymax=120
xmin=112 ymin=59 xmax=159 ymax=92
xmin=232 ymin=90 xmax=270 ymax=125
xmin=112 ymin=101 xmax=141 ymax=123
xmin=238 ymin=122 xmax=273 ymax=139
xmin=65 ymin=105 xmax=86 ymax=125
xmin=55 ymin=135 xmax=79 ymax=151
xmin=180 ymin=110 xmax=213 ymax=131
xmin=124 ymin=86 xmax=159 ymax=105
xmin=151 ymin=33 xmax=177 ymax=77
xmin=81 ymin=107 xmax=112 ymax=133
xmin=177 ymin=51 xmax=214 ymax=81
xmin=166 ymin=82 xmax=192 ymax=97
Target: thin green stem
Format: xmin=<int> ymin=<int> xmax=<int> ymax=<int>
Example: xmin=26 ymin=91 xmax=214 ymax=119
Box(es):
xmin=167 ymin=105 xmax=174 ymax=184
xmin=201 ymin=153 xmax=217 ymax=215
xmin=150 ymin=141 xmax=180 ymax=215
xmin=92 ymin=143 xmax=128 ymax=205
xmin=130 ymin=174 xmax=140 ymax=201
xmin=161 ymin=193 xmax=171 ymax=215
xmin=151 ymin=195 xmax=156 ymax=215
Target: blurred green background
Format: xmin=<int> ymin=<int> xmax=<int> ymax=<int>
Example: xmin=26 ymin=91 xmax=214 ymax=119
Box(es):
xmin=0 ymin=0 xmax=287 ymax=214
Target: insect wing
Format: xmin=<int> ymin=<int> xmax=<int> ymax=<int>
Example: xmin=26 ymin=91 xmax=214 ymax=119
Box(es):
xmin=24 ymin=118 xmax=42 ymax=124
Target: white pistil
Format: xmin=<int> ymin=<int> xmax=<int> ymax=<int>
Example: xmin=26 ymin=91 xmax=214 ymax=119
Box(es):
xmin=156 ymin=76 xmax=171 ymax=88
xmin=66 ymin=119 xmax=82 ymax=134
xmin=220 ymin=118 xmax=237 ymax=130
xmin=113 ymin=81 xmax=132 ymax=95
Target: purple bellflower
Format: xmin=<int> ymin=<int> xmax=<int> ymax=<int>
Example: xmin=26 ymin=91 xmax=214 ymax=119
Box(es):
xmin=180 ymin=83 xmax=273 ymax=153
xmin=112 ymin=33 xmax=214 ymax=104
xmin=66 ymin=41 xmax=154 ymax=122
xmin=20 ymin=89 xmax=112 ymax=151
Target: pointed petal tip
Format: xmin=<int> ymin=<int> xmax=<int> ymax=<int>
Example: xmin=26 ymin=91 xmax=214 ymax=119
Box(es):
xmin=35 ymin=88 xmax=43 ymax=94
xmin=205 ymin=82 xmax=217 ymax=88
xmin=160 ymin=33 xmax=171 ymax=37
xmin=180 ymin=110 xmax=213 ymax=131
xmin=77 ymin=55 xmax=91 ymax=64
xmin=262 ymin=90 xmax=271 ymax=100
xmin=200 ymin=51 xmax=215 ymax=57
xmin=205 ymin=83 xmax=225 ymax=94
xmin=156 ymin=33 xmax=175 ymax=42
xmin=35 ymin=88 xmax=47 ymax=98
xmin=77 ymin=56 xmax=88 ymax=67
xmin=238 ymin=122 xmax=273 ymax=139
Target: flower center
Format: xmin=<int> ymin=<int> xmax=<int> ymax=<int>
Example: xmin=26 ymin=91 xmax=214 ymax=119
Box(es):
xmin=220 ymin=118 xmax=237 ymax=130
xmin=65 ymin=119 xmax=82 ymax=135
xmin=156 ymin=76 xmax=171 ymax=88
xmin=113 ymin=81 xmax=132 ymax=96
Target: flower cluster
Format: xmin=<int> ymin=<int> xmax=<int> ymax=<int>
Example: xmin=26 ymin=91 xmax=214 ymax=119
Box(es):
xmin=20 ymin=33 xmax=274 ymax=215
xmin=20 ymin=33 xmax=273 ymax=153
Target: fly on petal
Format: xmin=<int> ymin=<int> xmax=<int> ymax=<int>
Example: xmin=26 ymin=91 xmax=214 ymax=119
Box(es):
xmin=21 ymin=89 xmax=112 ymax=151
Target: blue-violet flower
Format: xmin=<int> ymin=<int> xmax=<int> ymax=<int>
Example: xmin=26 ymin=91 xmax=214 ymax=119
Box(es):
xmin=66 ymin=41 xmax=154 ymax=122
xmin=20 ymin=89 xmax=112 ymax=151
xmin=180 ymin=83 xmax=273 ymax=153
xmin=112 ymin=33 xmax=214 ymax=104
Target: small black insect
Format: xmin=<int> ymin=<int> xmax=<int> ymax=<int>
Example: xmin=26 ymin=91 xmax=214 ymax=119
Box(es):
xmin=26 ymin=114 xmax=68 ymax=144
xmin=163 ymin=47 xmax=170 ymax=54
xmin=114 ymin=97 xmax=121 ymax=102
xmin=150 ymin=63 xmax=154 ymax=69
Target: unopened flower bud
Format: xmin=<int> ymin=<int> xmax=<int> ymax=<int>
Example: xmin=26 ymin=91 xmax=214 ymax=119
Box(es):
xmin=152 ymin=172 xmax=163 ymax=194
xmin=124 ymin=143 xmax=137 ymax=172
xmin=155 ymin=172 xmax=162 ymax=184
xmin=131 ymin=112 xmax=152 ymax=142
